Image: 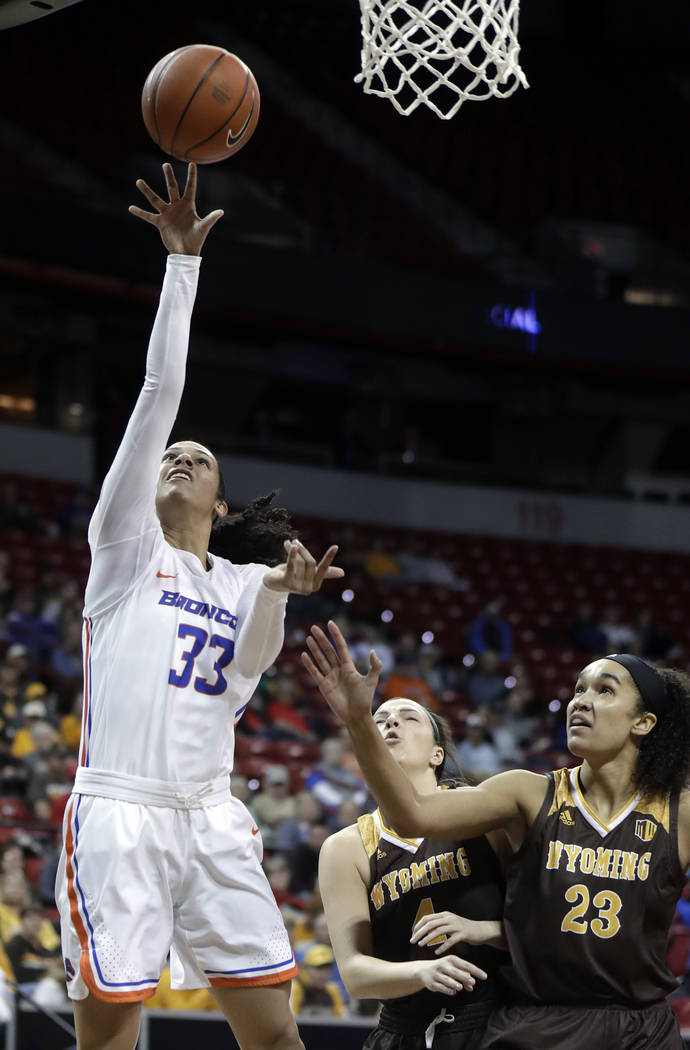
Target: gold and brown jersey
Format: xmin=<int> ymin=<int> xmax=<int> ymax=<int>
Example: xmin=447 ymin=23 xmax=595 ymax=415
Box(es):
xmin=358 ymin=808 xmax=505 ymax=1024
xmin=503 ymin=767 xmax=685 ymax=1007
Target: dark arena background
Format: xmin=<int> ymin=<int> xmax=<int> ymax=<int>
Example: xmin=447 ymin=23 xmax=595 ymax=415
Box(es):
xmin=0 ymin=0 xmax=689 ymax=1046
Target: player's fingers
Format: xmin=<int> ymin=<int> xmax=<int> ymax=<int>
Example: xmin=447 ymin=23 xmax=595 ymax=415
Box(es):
xmin=311 ymin=625 xmax=341 ymax=668
xmin=163 ymin=162 xmax=180 ymax=201
xmin=449 ymin=959 xmax=487 ymax=981
xmin=182 ymin=160 xmax=197 ymax=200
xmin=199 ymin=208 xmax=224 ymax=235
xmin=312 ymin=545 xmax=338 ymax=588
xmin=135 ymin=179 xmax=167 ymax=211
xmin=305 ymin=634 xmax=335 ymax=676
xmin=300 ymin=651 xmax=325 ymax=687
xmin=327 ymin=619 xmax=351 ymax=665
xmin=128 ymin=206 xmax=160 ymax=225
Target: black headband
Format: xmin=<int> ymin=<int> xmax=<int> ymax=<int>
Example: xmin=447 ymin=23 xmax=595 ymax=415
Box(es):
xmin=606 ymin=654 xmax=670 ymax=718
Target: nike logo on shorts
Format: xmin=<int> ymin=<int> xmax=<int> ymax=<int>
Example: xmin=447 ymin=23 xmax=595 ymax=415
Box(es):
xmin=251 ymin=826 xmax=260 ymax=835
xmin=156 ymin=571 xmax=177 ymax=578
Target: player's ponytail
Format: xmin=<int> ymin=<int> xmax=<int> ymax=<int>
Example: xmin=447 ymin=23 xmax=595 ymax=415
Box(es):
xmin=633 ymin=667 xmax=690 ymax=797
xmin=427 ymin=710 xmax=467 ymax=788
xmin=209 ymin=488 xmax=296 ymax=566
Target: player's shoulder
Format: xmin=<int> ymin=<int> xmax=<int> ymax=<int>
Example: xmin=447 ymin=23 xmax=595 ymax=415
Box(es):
xmin=319 ymin=822 xmax=369 ymax=880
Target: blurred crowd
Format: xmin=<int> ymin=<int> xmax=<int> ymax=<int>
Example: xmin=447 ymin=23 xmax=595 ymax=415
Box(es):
xmin=0 ymin=477 xmax=687 ymax=1018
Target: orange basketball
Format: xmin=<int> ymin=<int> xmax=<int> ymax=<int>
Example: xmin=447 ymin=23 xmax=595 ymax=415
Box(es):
xmin=141 ymin=44 xmax=260 ymax=164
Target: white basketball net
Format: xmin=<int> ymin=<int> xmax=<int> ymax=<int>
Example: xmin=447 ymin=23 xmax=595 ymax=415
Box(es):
xmin=356 ymin=0 xmax=528 ymax=119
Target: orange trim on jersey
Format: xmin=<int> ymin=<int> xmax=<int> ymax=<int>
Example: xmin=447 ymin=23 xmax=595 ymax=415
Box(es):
xmin=79 ymin=617 xmax=91 ymax=767
xmin=64 ymin=798 xmax=159 ymax=1004
xmin=209 ymin=962 xmax=299 ymax=988
xmin=574 ymin=767 xmax=639 ymax=832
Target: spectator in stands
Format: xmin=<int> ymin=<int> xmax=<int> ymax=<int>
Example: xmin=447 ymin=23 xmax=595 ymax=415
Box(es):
xmin=633 ymin=609 xmax=675 ymax=663
xmin=5 ymin=904 xmax=61 ymax=990
xmin=58 ymin=690 xmax=82 ymax=753
xmin=382 ymin=654 xmax=438 ymax=710
xmin=0 ymin=843 xmax=24 ymax=878
xmin=293 ymin=909 xmax=348 ymax=1006
xmin=0 ymin=871 xmax=60 ymax=953
xmin=304 ymin=737 xmax=368 ymax=817
xmin=465 ymin=649 xmax=508 ymax=710
xmin=456 ymin=713 xmax=501 ymax=783
xmin=468 ymin=600 xmax=513 ymax=660
xmin=264 ymin=854 xmax=305 ymax=912
xmin=274 ymin=790 xmax=322 ymax=853
xmin=568 ymin=601 xmax=606 ymax=654
xmin=329 ymin=797 xmax=361 ymax=833
xmin=289 ymin=944 xmax=346 ymax=1018
xmin=287 ymin=821 xmax=330 ymax=898
xmin=250 ymin=765 xmax=297 ymax=846
xmin=350 ymin=625 xmax=395 ymax=677
xmin=4 ymin=589 xmax=58 ymax=663
xmin=397 ymin=546 xmax=469 ymax=591
xmin=11 ymin=707 xmax=57 ymax=762
xmin=0 ymin=662 xmax=21 ymax=720
xmin=32 ymin=958 xmax=71 ymax=1010
xmin=4 ymin=643 xmax=30 ymax=687
xmin=484 ymin=686 xmax=538 ymax=768
xmin=26 ymin=744 xmax=74 ymax=821
xmin=600 ymin=605 xmax=639 ymax=653
xmin=48 ymin=618 xmax=82 ymax=688
xmin=264 ymin=669 xmax=318 ymax=743
xmin=364 ymin=539 xmax=402 ymax=580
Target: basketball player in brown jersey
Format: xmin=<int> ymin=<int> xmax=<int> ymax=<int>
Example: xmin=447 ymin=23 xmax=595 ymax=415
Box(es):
xmin=318 ymin=696 xmax=507 ymax=1050
xmin=303 ymin=621 xmax=690 ymax=1050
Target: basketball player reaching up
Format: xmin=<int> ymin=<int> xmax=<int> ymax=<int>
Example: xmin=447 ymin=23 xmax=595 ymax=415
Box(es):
xmin=318 ymin=695 xmax=507 ymax=1050
xmin=304 ymin=621 xmax=690 ymax=1050
xmin=56 ymin=163 xmax=342 ymax=1050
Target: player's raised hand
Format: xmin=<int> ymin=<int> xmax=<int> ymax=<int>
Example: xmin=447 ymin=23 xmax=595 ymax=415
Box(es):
xmin=417 ymin=955 xmax=487 ymax=996
xmin=263 ymin=540 xmax=344 ymax=595
xmin=412 ymin=911 xmax=495 ymax=954
xmin=301 ymin=620 xmax=382 ymax=726
xmin=128 ymin=162 xmax=224 ymax=256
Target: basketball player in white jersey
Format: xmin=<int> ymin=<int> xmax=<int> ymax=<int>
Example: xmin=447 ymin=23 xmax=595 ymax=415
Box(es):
xmin=55 ymin=163 xmax=343 ymax=1050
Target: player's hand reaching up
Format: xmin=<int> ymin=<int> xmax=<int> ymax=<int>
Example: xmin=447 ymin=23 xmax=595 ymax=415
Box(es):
xmin=301 ymin=619 xmax=382 ymax=726
xmin=417 ymin=955 xmax=487 ymax=996
xmin=129 ymin=162 xmax=224 ymax=256
xmin=263 ymin=540 xmax=344 ymax=595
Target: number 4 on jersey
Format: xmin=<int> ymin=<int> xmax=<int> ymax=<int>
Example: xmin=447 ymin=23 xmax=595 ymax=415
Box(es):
xmin=413 ymin=898 xmax=447 ymax=947
xmin=168 ymin=623 xmax=235 ymax=695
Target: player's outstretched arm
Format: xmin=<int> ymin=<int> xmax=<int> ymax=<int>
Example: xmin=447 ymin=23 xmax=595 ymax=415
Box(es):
xmin=319 ymin=827 xmax=488 ymax=1001
xmin=302 ymin=620 xmax=542 ymax=841
xmin=129 ymin=161 xmax=223 ymax=256
xmin=86 ymin=165 xmax=222 ymax=612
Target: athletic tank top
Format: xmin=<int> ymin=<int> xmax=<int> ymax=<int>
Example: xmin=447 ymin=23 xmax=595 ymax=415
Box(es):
xmin=502 ymin=766 xmax=685 ymax=1006
xmin=358 ymin=807 xmax=505 ymax=1023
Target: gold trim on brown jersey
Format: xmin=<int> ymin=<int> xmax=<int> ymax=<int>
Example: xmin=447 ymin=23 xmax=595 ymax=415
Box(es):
xmin=357 ymin=812 xmax=380 ymax=859
xmin=571 ymin=767 xmax=642 ymax=838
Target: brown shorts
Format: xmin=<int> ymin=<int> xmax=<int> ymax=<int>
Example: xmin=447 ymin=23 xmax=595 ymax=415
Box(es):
xmin=480 ymin=1001 xmax=683 ymax=1050
xmin=364 ymin=1026 xmax=487 ymax=1050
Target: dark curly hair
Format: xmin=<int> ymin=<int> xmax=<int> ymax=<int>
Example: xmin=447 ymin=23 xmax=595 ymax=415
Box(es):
xmin=208 ymin=482 xmax=296 ymax=567
xmin=633 ymin=667 xmax=690 ymax=798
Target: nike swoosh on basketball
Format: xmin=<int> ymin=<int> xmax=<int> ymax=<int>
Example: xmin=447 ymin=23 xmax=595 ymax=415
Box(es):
xmin=228 ymin=93 xmax=256 ymax=146
xmin=251 ymin=826 xmax=260 ymax=835
xmin=156 ymin=571 xmax=177 ymax=578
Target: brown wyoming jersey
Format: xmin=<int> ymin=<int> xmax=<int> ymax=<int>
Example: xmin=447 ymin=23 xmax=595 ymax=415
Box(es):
xmin=502 ymin=767 xmax=685 ymax=1007
xmin=358 ymin=808 xmax=505 ymax=1026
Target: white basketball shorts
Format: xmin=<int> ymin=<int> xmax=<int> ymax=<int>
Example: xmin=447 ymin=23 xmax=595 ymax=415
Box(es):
xmin=56 ymin=769 xmax=297 ymax=1002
